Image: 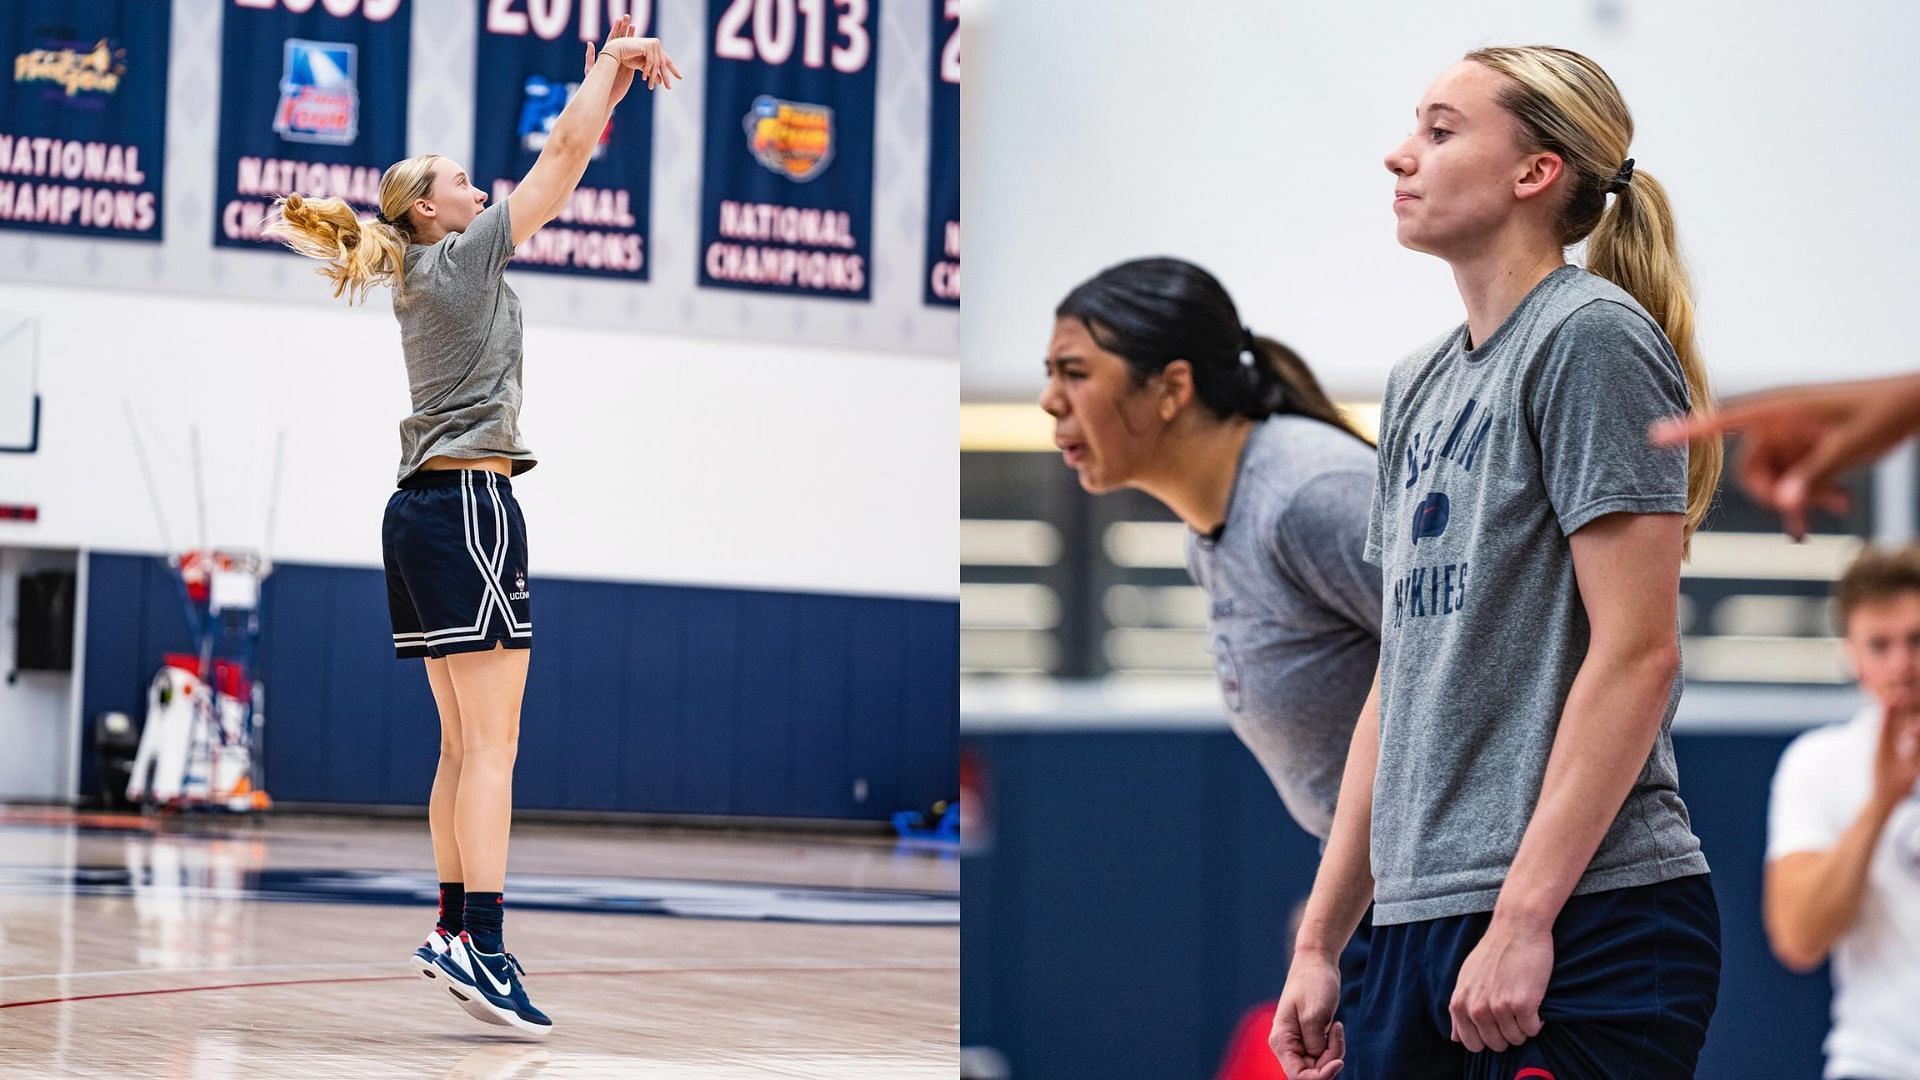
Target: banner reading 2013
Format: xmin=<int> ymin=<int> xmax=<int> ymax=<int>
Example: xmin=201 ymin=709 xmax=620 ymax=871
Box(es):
xmin=923 ymin=0 xmax=957 ymax=307
xmin=474 ymin=0 xmax=653 ymax=279
xmin=698 ymin=0 xmax=878 ymax=300
xmin=214 ymin=0 xmax=410 ymax=251
xmin=0 ymin=0 xmax=170 ymax=241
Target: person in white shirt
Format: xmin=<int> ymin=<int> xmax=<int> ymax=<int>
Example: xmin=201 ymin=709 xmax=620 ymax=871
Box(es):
xmin=1766 ymin=544 xmax=1920 ymax=1080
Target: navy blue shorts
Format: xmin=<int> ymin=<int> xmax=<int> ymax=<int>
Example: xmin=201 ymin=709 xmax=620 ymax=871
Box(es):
xmin=1340 ymin=905 xmax=1373 ymax=1017
xmin=383 ymin=469 xmax=532 ymax=660
xmin=1346 ymin=875 xmax=1720 ymax=1080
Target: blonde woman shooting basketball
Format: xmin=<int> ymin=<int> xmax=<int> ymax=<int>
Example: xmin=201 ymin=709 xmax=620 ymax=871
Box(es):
xmin=266 ymin=15 xmax=678 ymax=1035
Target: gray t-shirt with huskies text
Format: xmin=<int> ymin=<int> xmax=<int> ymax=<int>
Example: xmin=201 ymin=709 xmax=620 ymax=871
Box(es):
xmin=1363 ymin=265 xmax=1709 ymax=925
xmin=393 ymin=200 xmax=537 ymax=484
xmin=1186 ymin=415 xmax=1382 ymax=841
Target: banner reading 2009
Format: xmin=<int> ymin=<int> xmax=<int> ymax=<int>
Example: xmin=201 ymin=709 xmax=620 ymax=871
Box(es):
xmin=474 ymin=0 xmax=653 ymax=279
xmin=698 ymin=0 xmax=878 ymax=300
xmin=0 ymin=0 xmax=170 ymax=241
xmin=214 ymin=0 xmax=410 ymax=251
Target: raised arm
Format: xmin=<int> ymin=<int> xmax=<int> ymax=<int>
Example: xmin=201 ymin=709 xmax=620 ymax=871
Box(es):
xmin=506 ymin=28 xmax=681 ymax=248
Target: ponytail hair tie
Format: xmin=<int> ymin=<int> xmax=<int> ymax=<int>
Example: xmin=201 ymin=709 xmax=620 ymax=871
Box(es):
xmin=1238 ymin=326 xmax=1258 ymax=368
xmin=374 ymin=210 xmax=394 ymax=227
xmin=1606 ymin=158 xmax=1635 ymax=195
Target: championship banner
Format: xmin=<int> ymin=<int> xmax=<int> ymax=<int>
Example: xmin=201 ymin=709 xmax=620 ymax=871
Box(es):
xmin=697 ymin=0 xmax=879 ymax=300
xmin=0 ymin=0 xmax=168 ymax=241
xmin=922 ymin=0 xmax=956 ymax=307
xmin=474 ymin=0 xmax=653 ymax=279
xmin=214 ymin=0 xmax=410 ymax=251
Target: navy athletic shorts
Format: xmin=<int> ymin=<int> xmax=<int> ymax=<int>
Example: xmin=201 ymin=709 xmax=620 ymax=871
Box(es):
xmin=1345 ymin=875 xmax=1720 ymax=1080
xmin=383 ymin=468 xmax=532 ymax=660
xmin=1340 ymin=905 xmax=1373 ymax=1018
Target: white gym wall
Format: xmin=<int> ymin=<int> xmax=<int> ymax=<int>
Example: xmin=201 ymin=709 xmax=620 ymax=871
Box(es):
xmin=0 ymin=281 xmax=956 ymax=600
xmin=960 ymin=0 xmax=1920 ymax=402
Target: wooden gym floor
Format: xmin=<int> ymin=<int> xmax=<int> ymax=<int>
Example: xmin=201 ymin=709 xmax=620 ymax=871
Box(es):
xmin=0 ymin=808 xmax=958 ymax=1078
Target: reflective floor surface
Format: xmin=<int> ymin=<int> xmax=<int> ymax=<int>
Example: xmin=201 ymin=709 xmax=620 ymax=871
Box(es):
xmin=0 ymin=808 xmax=959 ymax=1078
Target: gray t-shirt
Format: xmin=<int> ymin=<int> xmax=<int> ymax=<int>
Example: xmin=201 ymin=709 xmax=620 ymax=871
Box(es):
xmin=1363 ymin=265 xmax=1709 ymax=926
xmin=1186 ymin=415 xmax=1381 ymax=840
xmin=392 ymin=199 xmax=537 ymax=484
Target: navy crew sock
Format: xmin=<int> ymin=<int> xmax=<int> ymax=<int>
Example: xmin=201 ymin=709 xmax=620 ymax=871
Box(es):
xmin=437 ymin=882 xmax=465 ymax=935
xmin=465 ymin=891 xmax=505 ymax=954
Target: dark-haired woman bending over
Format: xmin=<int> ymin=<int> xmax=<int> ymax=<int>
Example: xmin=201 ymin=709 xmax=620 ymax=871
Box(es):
xmin=1041 ymin=256 xmax=1382 ymax=1012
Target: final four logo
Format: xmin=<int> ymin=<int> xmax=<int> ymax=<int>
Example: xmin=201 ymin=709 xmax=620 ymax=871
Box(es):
xmin=273 ymin=39 xmax=358 ymax=145
xmin=744 ymin=95 xmax=834 ymax=181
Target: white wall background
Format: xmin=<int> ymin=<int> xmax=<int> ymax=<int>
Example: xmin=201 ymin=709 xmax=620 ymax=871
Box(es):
xmin=960 ymin=0 xmax=1920 ymax=402
xmin=0 ymin=280 xmax=957 ymax=599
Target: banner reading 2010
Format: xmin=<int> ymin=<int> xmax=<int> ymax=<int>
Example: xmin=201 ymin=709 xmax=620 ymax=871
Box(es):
xmin=474 ymin=0 xmax=654 ymax=279
xmin=698 ymin=0 xmax=878 ymax=300
xmin=214 ymin=0 xmax=410 ymax=251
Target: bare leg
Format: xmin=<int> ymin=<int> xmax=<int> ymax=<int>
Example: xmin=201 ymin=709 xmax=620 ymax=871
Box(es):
xmin=424 ymin=657 xmax=465 ymax=885
xmin=444 ymin=642 xmax=530 ymax=893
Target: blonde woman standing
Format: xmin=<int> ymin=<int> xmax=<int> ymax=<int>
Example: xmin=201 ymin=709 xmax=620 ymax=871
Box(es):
xmin=267 ymin=16 xmax=679 ymax=1035
xmin=1272 ymin=47 xmax=1724 ymax=1078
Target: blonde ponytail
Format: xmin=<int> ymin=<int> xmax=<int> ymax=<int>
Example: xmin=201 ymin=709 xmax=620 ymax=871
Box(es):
xmin=265 ymin=192 xmax=405 ymax=305
xmin=1586 ymin=168 xmax=1721 ymax=545
xmin=1467 ymin=45 xmax=1722 ymax=549
xmin=263 ymin=152 xmax=439 ymax=306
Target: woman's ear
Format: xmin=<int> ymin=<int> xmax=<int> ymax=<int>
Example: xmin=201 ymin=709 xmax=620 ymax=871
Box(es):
xmin=1514 ymin=151 xmax=1565 ymax=204
xmin=1159 ymin=359 xmax=1196 ymax=421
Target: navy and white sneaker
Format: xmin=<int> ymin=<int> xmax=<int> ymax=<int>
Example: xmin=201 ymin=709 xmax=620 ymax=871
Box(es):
xmin=429 ymin=931 xmax=511 ymax=1027
xmin=411 ymin=926 xmax=458 ymax=981
xmin=434 ymin=931 xmax=554 ymax=1036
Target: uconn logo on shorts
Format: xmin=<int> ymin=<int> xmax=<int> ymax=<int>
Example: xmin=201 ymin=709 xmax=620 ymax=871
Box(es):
xmin=509 ymin=571 xmax=529 ymax=602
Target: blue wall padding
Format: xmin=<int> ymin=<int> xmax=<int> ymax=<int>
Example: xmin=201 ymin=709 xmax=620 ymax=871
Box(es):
xmin=960 ymin=727 xmax=1832 ymax=1080
xmin=80 ymin=552 xmax=957 ymax=820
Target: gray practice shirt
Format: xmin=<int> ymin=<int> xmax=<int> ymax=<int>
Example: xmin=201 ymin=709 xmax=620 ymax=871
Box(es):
xmin=1363 ymin=265 xmax=1710 ymax=926
xmin=392 ymin=199 xmax=537 ymax=484
xmin=1186 ymin=415 xmax=1382 ymax=840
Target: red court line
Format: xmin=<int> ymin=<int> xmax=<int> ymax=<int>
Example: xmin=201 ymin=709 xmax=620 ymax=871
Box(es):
xmin=0 ymin=964 xmax=958 ymax=1011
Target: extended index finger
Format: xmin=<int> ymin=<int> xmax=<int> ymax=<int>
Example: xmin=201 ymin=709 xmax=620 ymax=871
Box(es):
xmin=1649 ymin=406 xmax=1756 ymax=447
xmin=1653 ymin=385 xmax=1839 ymax=446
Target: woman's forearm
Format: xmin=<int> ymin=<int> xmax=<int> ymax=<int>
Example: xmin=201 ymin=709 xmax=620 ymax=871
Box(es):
xmin=545 ymin=53 xmax=623 ymax=158
xmin=1491 ymin=640 xmax=1680 ymax=931
xmin=1295 ymin=680 xmax=1381 ymax=960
